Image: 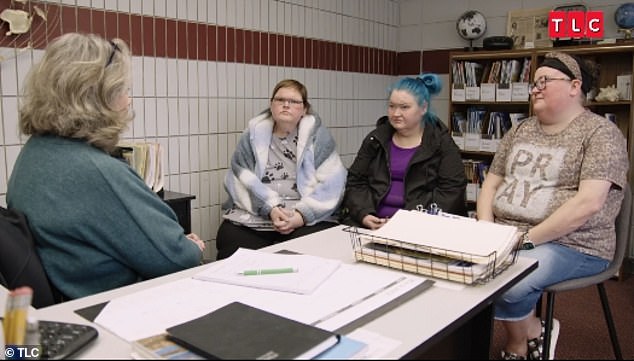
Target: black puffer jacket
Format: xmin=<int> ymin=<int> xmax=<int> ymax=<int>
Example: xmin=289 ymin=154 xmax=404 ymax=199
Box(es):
xmin=341 ymin=116 xmax=467 ymax=227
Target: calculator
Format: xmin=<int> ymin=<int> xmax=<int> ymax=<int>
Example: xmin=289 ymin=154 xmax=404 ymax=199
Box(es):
xmin=37 ymin=320 xmax=98 ymax=359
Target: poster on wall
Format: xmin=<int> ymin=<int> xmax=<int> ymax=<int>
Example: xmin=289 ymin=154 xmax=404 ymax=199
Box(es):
xmin=507 ymin=7 xmax=553 ymax=49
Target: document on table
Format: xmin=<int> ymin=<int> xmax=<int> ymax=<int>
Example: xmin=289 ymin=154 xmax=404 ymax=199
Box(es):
xmin=193 ymin=248 xmax=341 ymax=294
xmin=371 ymin=209 xmax=518 ymax=263
xmin=93 ymin=263 xmax=429 ymax=342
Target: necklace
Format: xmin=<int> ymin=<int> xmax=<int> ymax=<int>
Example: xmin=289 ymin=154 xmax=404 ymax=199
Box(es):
xmin=393 ymin=130 xmax=423 ymax=148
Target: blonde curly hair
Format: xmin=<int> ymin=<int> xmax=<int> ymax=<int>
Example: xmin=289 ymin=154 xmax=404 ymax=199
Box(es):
xmin=19 ymin=32 xmax=133 ymax=152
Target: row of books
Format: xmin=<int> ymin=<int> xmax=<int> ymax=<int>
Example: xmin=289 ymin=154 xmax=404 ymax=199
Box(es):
xmin=452 ymin=111 xmax=527 ymax=152
xmin=452 ymin=110 xmax=526 ymax=137
xmin=451 ymin=61 xmax=482 ymax=87
xmin=116 ymin=142 xmax=164 ymax=193
xmin=452 ymin=58 xmax=531 ymax=87
xmin=451 ymin=108 xmax=485 ymax=135
xmin=486 ymin=58 xmax=531 ymax=85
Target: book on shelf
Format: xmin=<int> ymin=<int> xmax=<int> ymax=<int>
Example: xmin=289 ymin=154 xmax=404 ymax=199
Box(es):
xmin=116 ymin=142 xmax=164 ymax=193
xmin=165 ymin=302 xmax=340 ymax=360
xmin=132 ymin=333 xmax=204 ymax=360
xmin=192 ymin=248 xmax=341 ymax=294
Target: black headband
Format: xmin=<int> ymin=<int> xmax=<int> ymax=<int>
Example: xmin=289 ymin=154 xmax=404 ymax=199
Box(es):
xmin=538 ymin=55 xmax=593 ymax=95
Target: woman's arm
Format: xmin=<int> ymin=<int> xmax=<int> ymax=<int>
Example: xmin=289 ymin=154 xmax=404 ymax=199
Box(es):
xmin=293 ymin=126 xmax=347 ymax=225
xmin=526 ymin=179 xmax=612 ymax=245
xmin=477 ymin=172 xmax=504 ymax=222
xmin=342 ymin=134 xmax=381 ymax=224
xmin=433 ymin=132 xmax=468 ymax=215
xmin=224 ymin=131 xmax=282 ymax=217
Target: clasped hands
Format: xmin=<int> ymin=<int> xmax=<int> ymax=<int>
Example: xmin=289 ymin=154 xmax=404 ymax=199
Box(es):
xmin=186 ymin=233 xmax=206 ymax=252
xmin=270 ymin=206 xmax=304 ymax=234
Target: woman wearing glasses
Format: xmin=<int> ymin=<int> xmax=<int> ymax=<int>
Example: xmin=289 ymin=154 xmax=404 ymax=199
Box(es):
xmin=340 ymin=73 xmax=467 ymax=230
xmin=216 ymin=79 xmax=346 ymax=260
xmin=7 ymin=33 xmax=204 ymax=299
xmin=477 ymin=52 xmax=628 ymax=360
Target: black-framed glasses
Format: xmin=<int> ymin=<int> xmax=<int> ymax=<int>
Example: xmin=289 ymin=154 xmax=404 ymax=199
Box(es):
xmin=105 ymin=41 xmax=120 ymax=67
xmin=272 ymin=97 xmax=304 ymax=106
xmin=529 ymin=76 xmax=572 ymax=92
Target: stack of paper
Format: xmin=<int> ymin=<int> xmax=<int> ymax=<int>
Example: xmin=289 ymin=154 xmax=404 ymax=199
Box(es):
xmin=349 ymin=210 xmax=519 ymax=284
xmin=371 ymin=209 xmax=518 ymax=264
xmin=193 ymin=248 xmax=342 ymax=294
xmin=356 ymin=240 xmax=491 ymax=284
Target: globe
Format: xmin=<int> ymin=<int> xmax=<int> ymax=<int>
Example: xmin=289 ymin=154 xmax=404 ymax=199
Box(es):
xmin=456 ymin=10 xmax=487 ymax=40
xmin=615 ymin=3 xmax=634 ymax=29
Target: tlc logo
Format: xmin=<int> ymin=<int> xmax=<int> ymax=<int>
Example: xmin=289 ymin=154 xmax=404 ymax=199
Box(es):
xmin=549 ymin=11 xmax=604 ymax=39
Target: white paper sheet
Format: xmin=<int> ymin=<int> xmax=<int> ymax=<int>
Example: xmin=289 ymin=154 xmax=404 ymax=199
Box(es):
xmin=372 ymin=209 xmax=518 ymax=262
xmin=193 ymin=248 xmax=341 ymax=294
xmin=347 ymin=328 xmax=402 ymax=359
xmin=94 ymin=263 xmax=426 ymax=342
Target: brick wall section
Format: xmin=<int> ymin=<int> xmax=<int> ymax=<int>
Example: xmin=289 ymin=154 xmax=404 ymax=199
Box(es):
xmin=0 ymin=0 xmax=401 ymax=75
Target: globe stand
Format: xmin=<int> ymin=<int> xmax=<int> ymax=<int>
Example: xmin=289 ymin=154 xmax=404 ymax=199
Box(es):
xmin=618 ymin=28 xmax=633 ymax=40
xmin=462 ymin=39 xmax=482 ymax=52
xmin=466 ymin=39 xmax=475 ymax=52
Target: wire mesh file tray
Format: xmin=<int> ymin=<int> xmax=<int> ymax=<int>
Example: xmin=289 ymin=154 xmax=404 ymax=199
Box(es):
xmin=345 ymin=226 xmax=521 ymax=285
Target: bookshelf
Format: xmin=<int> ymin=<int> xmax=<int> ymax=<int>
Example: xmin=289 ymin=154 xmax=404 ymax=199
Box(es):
xmin=449 ymin=44 xmax=634 ymax=207
xmin=448 ymin=43 xmax=634 ymax=265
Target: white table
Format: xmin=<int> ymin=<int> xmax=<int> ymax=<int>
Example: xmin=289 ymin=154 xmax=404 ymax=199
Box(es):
xmin=24 ymin=225 xmax=536 ymax=359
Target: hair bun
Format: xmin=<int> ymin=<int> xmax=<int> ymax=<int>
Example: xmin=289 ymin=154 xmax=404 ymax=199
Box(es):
xmin=417 ymin=73 xmax=442 ymax=96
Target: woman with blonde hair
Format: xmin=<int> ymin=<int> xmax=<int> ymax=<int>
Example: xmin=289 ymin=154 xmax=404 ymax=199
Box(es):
xmin=7 ymin=33 xmax=204 ymax=299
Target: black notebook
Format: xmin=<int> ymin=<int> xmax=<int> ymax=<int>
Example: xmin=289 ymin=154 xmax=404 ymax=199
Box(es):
xmin=166 ymin=302 xmax=339 ymax=360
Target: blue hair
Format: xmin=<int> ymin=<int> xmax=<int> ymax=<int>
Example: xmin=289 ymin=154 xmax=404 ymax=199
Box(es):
xmin=388 ymin=73 xmax=442 ymax=124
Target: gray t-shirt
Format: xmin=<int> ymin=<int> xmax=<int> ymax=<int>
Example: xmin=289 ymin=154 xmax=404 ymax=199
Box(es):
xmin=489 ymin=110 xmax=628 ymax=260
xmin=262 ymin=128 xmax=301 ymax=205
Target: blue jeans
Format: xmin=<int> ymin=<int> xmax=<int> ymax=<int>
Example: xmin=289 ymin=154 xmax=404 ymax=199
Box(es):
xmin=495 ymin=242 xmax=609 ymax=321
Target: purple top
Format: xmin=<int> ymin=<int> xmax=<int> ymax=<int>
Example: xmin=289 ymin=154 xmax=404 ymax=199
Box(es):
xmin=376 ymin=141 xmax=419 ymax=218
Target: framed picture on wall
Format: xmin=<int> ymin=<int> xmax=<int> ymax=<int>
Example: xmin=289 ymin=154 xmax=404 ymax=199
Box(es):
xmin=507 ymin=7 xmax=553 ymax=49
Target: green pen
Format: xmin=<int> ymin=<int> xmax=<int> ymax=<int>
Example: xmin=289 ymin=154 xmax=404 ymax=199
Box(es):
xmin=239 ymin=267 xmax=299 ymax=276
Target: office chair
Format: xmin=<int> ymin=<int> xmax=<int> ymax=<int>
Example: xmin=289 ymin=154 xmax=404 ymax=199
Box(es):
xmin=0 ymin=206 xmax=60 ymax=308
xmin=540 ymin=184 xmax=630 ymax=360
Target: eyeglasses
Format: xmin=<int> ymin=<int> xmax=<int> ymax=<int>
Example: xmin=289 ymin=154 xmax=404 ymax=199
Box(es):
xmin=105 ymin=41 xmax=120 ymax=67
xmin=529 ymin=76 xmax=572 ymax=92
xmin=272 ymin=97 xmax=304 ymax=106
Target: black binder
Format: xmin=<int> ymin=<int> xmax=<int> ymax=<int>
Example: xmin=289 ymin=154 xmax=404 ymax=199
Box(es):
xmin=166 ymin=302 xmax=339 ymax=360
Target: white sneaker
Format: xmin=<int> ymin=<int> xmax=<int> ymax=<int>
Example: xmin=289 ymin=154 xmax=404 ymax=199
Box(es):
xmin=548 ymin=318 xmax=560 ymax=360
xmin=528 ymin=318 xmax=560 ymax=360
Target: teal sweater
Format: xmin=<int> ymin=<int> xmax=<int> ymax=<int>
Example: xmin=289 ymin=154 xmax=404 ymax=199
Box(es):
xmin=7 ymin=136 xmax=201 ymax=299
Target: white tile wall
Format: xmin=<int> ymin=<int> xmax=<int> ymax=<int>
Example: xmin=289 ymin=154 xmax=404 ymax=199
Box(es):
xmin=0 ymin=0 xmax=515 ymax=262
